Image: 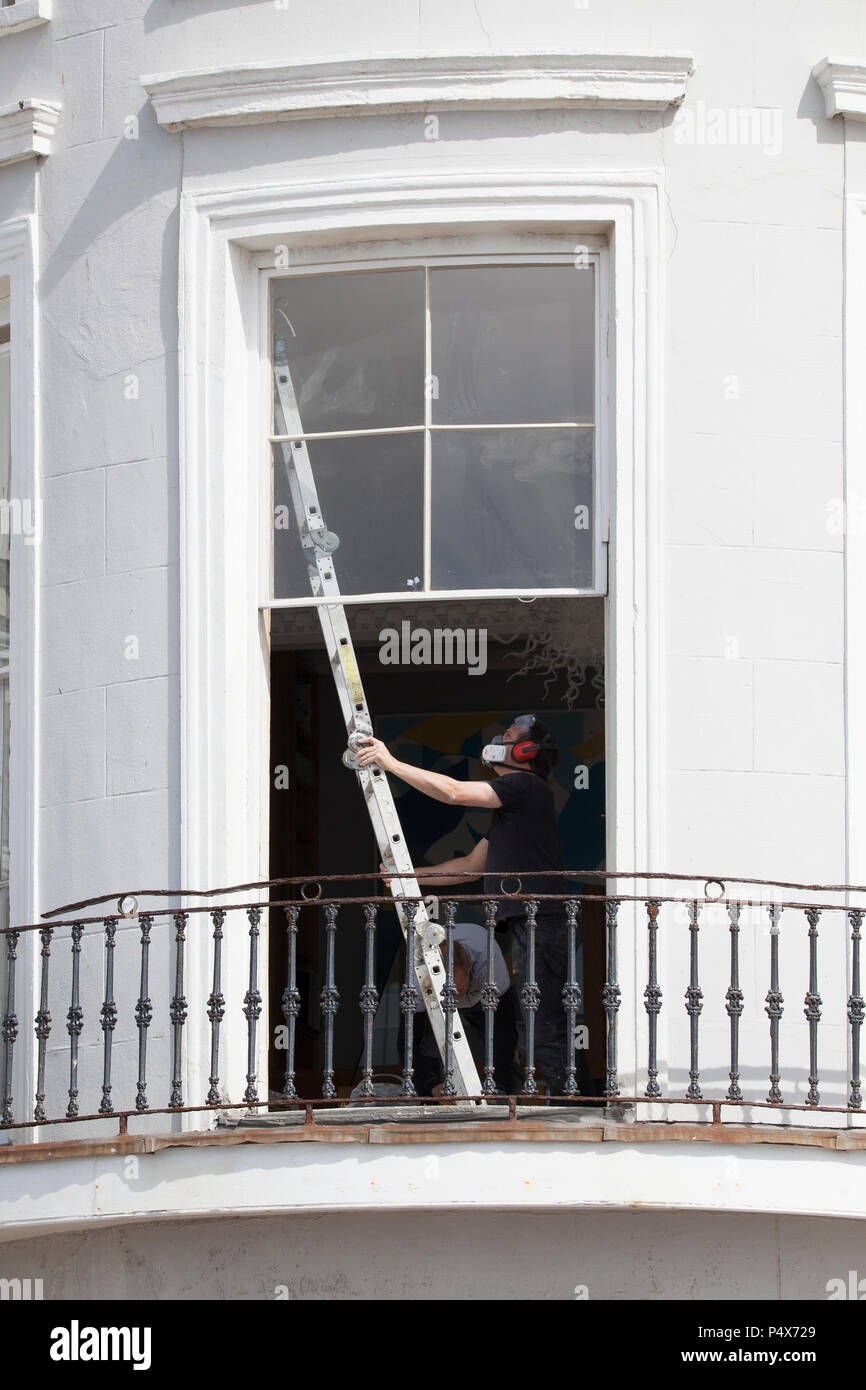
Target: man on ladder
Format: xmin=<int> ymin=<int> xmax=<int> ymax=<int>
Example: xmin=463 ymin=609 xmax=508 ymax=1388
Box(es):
xmin=356 ymin=716 xmax=596 ymax=1099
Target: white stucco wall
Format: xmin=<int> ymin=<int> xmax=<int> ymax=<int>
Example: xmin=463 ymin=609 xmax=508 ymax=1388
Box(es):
xmin=2 ymin=1135 xmax=866 ymax=1299
xmin=1 ymin=0 xmax=864 ymax=1239
xmin=3 ymin=1207 xmax=866 ymax=1301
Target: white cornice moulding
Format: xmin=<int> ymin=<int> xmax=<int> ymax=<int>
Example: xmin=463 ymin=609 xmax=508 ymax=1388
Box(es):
xmin=0 ymin=99 xmax=61 ymax=166
xmin=0 ymin=0 xmax=51 ymax=35
xmin=141 ymin=52 xmax=695 ymax=130
xmin=812 ymin=57 xmax=866 ymax=120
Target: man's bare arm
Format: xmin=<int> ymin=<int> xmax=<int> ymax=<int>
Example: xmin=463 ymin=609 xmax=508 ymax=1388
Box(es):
xmin=410 ymin=838 xmax=489 ymax=887
xmin=356 ymin=738 xmax=501 ymax=809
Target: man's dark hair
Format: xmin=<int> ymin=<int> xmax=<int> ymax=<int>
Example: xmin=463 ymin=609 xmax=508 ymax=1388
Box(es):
xmin=526 ymin=718 xmax=558 ymax=780
xmin=439 ymin=939 xmax=470 ymax=979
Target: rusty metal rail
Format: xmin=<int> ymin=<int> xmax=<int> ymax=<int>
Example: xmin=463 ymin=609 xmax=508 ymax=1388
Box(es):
xmin=1 ymin=875 xmax=863 ymax=1135
xmin=35 ymin=867 xmax=866 ymax=923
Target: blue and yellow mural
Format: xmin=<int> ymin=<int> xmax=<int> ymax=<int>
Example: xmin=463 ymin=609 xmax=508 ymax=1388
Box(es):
xmin=379 ymin=708 xmax=605 ymax=883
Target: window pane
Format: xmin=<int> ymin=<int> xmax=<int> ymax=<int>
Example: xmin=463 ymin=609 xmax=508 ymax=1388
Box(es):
xmin=272 ymin=270 xmax=425 ymax=436
xmin=273 ymin=433 xmax=424 ymax=599
xmin=431 ymin=428 xmax=594 ymax=590
xmin=430 ymin=266 xmax=594 ymax=425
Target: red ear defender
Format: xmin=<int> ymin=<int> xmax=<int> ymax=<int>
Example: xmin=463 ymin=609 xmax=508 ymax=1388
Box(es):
xmin=511 ymin=739 xmax=537 ymax=763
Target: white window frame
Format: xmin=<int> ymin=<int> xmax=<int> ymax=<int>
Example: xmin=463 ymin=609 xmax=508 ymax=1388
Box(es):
xmin=178 ymin=170 xmax=666 ymax=1116
xmin=842 ymin=175 xmax=866 ymax=898
xmin=0 ymin=216 xmax=40 ymax=1127
xmin=824 ymin=77 xmax=866 ymax=1120
xmin=263 ymin=248 xmax=608 ymax=606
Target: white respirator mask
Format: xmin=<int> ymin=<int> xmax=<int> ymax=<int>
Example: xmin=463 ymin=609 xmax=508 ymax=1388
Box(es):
xmin=481 ymin=736 xmax=509 ymax=767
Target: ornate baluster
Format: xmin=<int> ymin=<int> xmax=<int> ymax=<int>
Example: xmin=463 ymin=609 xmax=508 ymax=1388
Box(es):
xmin=281 ymin=906 xmax=300 ymax=1101
xmin=563 ymin=899 xmax=582 ymax=1097
xmin=99 ymin=919 xmax=118 ymax=1114
xmin=685 ymin=900 xmax=703 ymax=1101
xmin=135 ymin=914 xmax=153 ymax=1111
xmin=67 ymin=923 xmax=84 ymax=1118
xmin=602 ymin=898 xmax=621 ymax=1098
xmin=169 ymin=912 xmax=188 ymax=1109
xmin=320 ymin=903 xmax=340 ymax=1100
xmin=521 ymin=900 xmax=540 ymax=1095
xmin=399 ymin=901 xmax=418 ymax=1098
xmin=480 ymin=899 xmax=499 ymax=1095
xmin=34 ymin=926 xmax=53 ymax=1121
xmin=644 ymin=899 xmax=661 ymax=1099
xmin=206 ymin=909 xmax=225 ymax=1107
xmin=804 ymin=907 xmax=822 ymax=1106
xmin=725 ymin=902 xmax=744 ymax=1101
xmin=243 ymin=906 xmax=263 ymax=1106
xmin=1 ymin=929 xmax=19 ymax=1124
xmin=765 ymin=904 xmax=784 ymax=1104
xmin=357 ymin=903 xmax=379 ymax=1099
xmin=848 ymin=909 xmax=864 ymax=1109
xmin=439 ymin=900 xmax=458 ymax=1099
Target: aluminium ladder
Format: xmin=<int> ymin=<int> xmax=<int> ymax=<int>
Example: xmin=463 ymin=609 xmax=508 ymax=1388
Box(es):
xmin=273 ymin=344 xmax=483 ymax=1100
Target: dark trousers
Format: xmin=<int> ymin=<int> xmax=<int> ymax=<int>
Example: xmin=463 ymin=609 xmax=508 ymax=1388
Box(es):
xmin=509 ymin=911 xmax=596 ymax=1097
xmin=404 ymin=987 xmax=519 ymax=1096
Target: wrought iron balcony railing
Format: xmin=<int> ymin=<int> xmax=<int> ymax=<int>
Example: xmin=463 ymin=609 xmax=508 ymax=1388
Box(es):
xmin=1 ymin=871 xmax=863 ymax=1138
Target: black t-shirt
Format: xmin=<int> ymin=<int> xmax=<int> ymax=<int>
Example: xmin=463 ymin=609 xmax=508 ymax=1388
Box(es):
xmin=483 ymin=771 xmax=565 ymax=920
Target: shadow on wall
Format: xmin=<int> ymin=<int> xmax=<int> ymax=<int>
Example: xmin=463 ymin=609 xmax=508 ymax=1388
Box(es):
xmin=144 ymin=0 xmax=272 ymax=30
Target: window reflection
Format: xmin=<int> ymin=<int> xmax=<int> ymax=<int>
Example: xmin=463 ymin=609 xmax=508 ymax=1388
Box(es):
xmin=273 ymin=434 xmax=424 ymax=599
xmin=269 ymin=261 xmax=598 ymax=598
xmin=272 ymin=270 xmax=425 ymax=436
xmin=431 ymin=429 xmax=593 ymax=590
xmin=431 ymin=265 xmax=594 ymax=426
